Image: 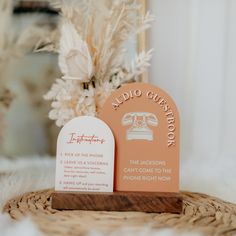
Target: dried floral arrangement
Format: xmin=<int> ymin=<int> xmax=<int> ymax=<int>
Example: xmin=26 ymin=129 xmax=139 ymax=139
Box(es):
xmin=38 ymin=0 xmax=154 ymax=127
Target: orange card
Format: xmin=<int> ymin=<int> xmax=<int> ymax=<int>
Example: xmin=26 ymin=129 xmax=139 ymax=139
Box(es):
xmin=99 ymin=83 xmax=180 ymax=192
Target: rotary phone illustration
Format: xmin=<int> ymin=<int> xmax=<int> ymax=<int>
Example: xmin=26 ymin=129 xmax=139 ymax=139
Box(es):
xmin=122 ymin=112 xmax=158 ymax=141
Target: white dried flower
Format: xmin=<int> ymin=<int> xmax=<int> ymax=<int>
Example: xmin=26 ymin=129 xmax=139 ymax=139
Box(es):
xmin=44 ymin=79 xmax=96 ymax=126
xmin=110 ymin=69 xmax=129 ymax=87
xmin=59 ymin=21 xmax=93 ymax=82
xmin=75 ymin=86 xmax=96 ymax=116
xmin=95 ymin=81 xmax=114 ymax=112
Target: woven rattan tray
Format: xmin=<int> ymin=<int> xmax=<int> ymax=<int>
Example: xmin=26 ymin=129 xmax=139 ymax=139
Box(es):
xmin=3 ymin=189 xmax=236 ymax=236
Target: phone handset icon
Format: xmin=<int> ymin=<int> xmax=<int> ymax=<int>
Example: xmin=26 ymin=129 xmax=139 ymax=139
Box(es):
xmin=122 ymin=112 xmax=158 ymax=141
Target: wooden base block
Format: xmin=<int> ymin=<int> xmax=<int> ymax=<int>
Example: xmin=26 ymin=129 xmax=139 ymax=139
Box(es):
xmin=51 ymin=191 xmax=183 ymax=213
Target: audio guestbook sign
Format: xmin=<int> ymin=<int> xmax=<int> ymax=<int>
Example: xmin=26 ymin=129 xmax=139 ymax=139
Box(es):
xmin=99 ymin=83 xmax=180 ymax=192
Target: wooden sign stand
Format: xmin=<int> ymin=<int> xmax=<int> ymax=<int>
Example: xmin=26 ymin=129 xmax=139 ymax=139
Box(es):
xmin=52 ymin=84 xmax=183 ymax=214
xmin=51 ymin=191 xmax=183 ymax=213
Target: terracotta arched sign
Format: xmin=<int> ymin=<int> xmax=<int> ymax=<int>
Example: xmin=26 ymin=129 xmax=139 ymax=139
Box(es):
xmin=99 ymin=83 xmax=180 ymax=192
xmin=55 ymin=116 xmax=115 ymax=192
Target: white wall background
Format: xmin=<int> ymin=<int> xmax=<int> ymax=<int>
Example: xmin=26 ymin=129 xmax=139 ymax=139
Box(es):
xmin=149 ymin=0 xmax=236 ymax=159
xmin=148 ymin=0 xmax=236 ymax=200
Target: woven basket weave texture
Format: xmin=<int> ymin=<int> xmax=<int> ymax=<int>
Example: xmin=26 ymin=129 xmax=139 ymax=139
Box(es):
xmin=3 ymin=189 xmax=236 ymax=236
